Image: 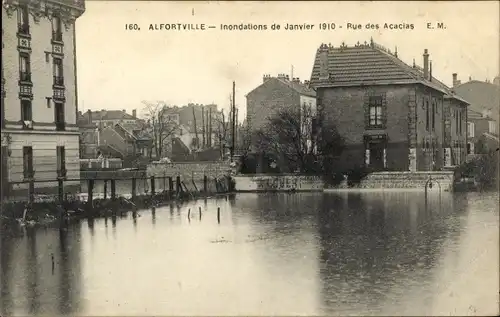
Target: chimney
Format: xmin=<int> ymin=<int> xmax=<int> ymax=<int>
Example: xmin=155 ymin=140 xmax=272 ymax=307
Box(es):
xmin=132 ymin=109 xmax=137 ymax=118
xmin=87 ymin=109 xmax=92 ymax=124
xmin=292 ymin=77 xmax=301 ymax=84
xmin=285 ymin=74 xmax=289 ymax=81
xmin=122 ymin=109 xmax=126 ymax=113
xmin=423 ymin=49 xmax=429 ymax=80
xmin=277 ymin=73 xmax=287 ymax=80
xmin=452 ymin=73 xmax=458 ymax=87
xmin=429 ymin=61 xmax=432 ymax=82
xmin=263 ymin=74 xmax=271 ymax=83
xmin=304 ymin=80 xmax=310 ymax=86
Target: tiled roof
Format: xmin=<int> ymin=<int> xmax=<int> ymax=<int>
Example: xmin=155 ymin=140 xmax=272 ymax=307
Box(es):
xmin=309 ymin=41 xmax=468 ymax=104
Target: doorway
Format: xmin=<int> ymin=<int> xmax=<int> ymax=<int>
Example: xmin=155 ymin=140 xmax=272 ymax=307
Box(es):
xmin=368 ymin=142 xmax=385 ymax=170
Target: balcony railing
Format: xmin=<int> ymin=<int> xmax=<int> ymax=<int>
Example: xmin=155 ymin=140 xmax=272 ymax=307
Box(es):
xmin=20 ymin=71 xmax=31 ymax=82
xmin=53 ymin=75 xmax=64 ymax=86
xmin=52 ymin=30 xmax=63 ymax=42
xmin=55 ymin=121 xmax=66 ymax=131
xmin=17 ymin=23 xmax=30 ymax=36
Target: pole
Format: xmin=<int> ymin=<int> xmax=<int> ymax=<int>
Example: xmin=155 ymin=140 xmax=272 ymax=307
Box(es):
xmin=231 ymin=81 xmax=236 ymax=162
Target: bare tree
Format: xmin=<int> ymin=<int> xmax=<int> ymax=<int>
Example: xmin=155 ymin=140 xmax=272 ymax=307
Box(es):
xmin=253 ymin=106 xmax=344 ymax=174
xmin=141 ymin=100 xmax=179 ymax=159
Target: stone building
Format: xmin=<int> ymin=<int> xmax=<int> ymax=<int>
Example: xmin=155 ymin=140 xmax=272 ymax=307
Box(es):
xmin=245 ymin=74 xmax=317 ymax=172
xmin=309 ymin=40 xmax=469 ymax=172
xmin=1 ymin=0 xmax=85 ymax=198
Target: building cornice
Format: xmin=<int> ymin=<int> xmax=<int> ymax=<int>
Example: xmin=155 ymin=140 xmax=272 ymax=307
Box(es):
xmin=3 ymin=0 xmax=85 ymax=29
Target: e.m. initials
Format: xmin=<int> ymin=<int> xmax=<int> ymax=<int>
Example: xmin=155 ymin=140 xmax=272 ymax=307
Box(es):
xmin=427 ymin=22 xmax=446 ymax=29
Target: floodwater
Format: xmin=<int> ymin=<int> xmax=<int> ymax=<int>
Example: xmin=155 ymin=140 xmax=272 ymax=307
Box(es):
xmin=1 ymin=191 xmax=498 ymax=316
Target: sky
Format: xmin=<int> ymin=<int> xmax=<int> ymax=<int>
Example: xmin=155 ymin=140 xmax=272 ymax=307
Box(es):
xmin=76 ymin=0 xmax=499 ymax=121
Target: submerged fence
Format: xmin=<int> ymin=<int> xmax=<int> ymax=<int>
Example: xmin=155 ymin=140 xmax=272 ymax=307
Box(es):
xmin=1 ymin=174 xmax=232 ymax=206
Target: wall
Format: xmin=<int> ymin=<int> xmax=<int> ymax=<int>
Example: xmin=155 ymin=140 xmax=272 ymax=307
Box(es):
xmin=319 ymin=85 xmax=411 ymax=171
xmin=147 ymin=161 xmax=232 ymax=181
xmin=234 ymin=174 xmax=324 ymax=192
xmin=413 ymin=86 xmax=446 ymax=170
xmin=5 ymin=131 xmax=80 ymax=194
xmin=358 ymin=171 xmax=455 ymax=192
xmin=246 ymin=78 xmax=300 ymax=134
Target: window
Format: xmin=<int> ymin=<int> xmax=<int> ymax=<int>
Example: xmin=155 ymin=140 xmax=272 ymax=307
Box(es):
xmin=55 ymin=102 xmax=65 ymax=130
xmin=52 ymin=15 xmax=62 ymax=41
xmin=19 ymin=54 xmax=31 ymax=82
xmin=23 ymin=146 xmax=33 ymax=179
xmin=17 ymin=5 xmax=30 ymax=35
xmin=467 ymin=122 xmax=475 ymax=138
xmin=53 ymin=58 xmax=64 ymax=86
xmin=57 ymin=146 xmax=66 ymax=176
xmin=425 ymin=99 xmax=430 ymax=131
xmin=21 ymin=99 xmax=32 ymax=122
xmin=458 ymin=110 xmax=462 ymax=135
xmin=488 ymin=121 xmax=497 ymax=135
xmin=368 ymin=96 xmax=383 ymax=128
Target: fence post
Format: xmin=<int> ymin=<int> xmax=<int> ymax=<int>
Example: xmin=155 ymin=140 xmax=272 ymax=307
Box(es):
xmin=150 ymin=176 xmax=156 ymax=196
xmin=168 ymin=176 xmax=173 ymax=192
xmin=28 ymin=180 xmax=34 ymax=204
xmin=110 ymin=179 xmax=116 ymax=200
xmin=103 ymin=180 xmax=108 ymax=200
xmin=58 ymin=179 xmax=64 ymax=203
xmin=131 ymin=178 xmax=137 ymax=199
xmin=176 ymin=176 xmax=181 ymax=194
xmin=87 ymin=179 xmax=94 ymax=209
xmin=203 ymin=175 xmax=208 ymax=194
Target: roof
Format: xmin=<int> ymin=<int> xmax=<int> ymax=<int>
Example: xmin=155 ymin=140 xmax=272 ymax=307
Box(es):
xmin=309 ymin=40 xmax=468 ymax=104
xmin=247 ymin=76 xmax=316 ymax=98
xmin=454 ymin=80 xmax=500 ymax=120
xmin=80 ymin=110 xmax=137 ymax=122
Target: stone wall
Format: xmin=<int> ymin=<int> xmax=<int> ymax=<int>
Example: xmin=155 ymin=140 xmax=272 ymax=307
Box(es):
xmin=234 ymin=174 xmax=324 ymax=192
xmin=146 ymin=161 xmax=231 ymax=181
xmin=359 ymin=171 xmax=455 ymax=191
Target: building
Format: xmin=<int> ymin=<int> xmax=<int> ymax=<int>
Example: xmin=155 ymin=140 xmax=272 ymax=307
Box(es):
xmin=246 ymin=73 xmax=317 ymax=151
xmin=77 ymin=109 xmax=153 ymax=167
xmin=452 ymin=75 xmax=499 ymax=154
xmin=1 ymin=0 xmax=85 ymax=198
xmin=467 ymin=108 xmax=499 ymax=154
xmin=309 ymin=40 xmax=469 ymax=172
xmin=453 ymin=76 xmax=500 ymax=122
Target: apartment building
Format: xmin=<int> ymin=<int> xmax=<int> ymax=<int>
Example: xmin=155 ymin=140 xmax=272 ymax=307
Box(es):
xmin=1 ymin=0 xmax=85 ymax=198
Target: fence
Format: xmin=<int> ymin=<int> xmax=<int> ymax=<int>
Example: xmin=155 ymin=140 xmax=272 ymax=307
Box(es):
xmin=1 ymin=174 xmax=232 ymax=207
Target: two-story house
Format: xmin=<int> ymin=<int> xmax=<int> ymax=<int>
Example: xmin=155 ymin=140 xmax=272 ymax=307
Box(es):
xmin=309 ymin=40 xmax=468 ymax=172
xmin=1 ymin=0 xmax=85 ymax=199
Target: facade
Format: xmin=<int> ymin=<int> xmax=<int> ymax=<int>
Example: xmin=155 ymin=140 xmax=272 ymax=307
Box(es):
xmin=246 ymin=74 xmax=317 ymax=150
xmin=467 ymin=108 xmax=499 ymax=154
xmin=309 ymin=40 xmax=468 ymax=172
xmin=452 ymin=76 xmax=499 ymax=154
xmin=1 ymin=0 xmax=85 ymax=198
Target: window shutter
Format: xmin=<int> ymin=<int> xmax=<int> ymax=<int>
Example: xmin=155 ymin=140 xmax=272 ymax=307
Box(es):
xmin=381 ymin=93 xmax=387 ymax=128
xmin=363 ymin=93 xmax=370 ymax=129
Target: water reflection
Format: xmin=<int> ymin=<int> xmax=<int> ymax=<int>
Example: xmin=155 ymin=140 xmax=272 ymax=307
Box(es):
xmin=1 ymin=224 xmax=82 ymax=316
xmin=1 ymin=192 xmax=498 ymax=316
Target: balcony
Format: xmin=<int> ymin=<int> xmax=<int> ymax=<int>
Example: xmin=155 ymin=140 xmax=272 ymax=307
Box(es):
xmin=52 ymin=30 xmax=63 ymax=42
xmin=17 ymin=23 xmax=30 ymax=36
xmin=19 ymin=71 xmax=31 ymax=82
xmin=56 ymin=121 xmax=66 ymax=131
xmin=53 ymin=75 xmax=64 ymax=86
